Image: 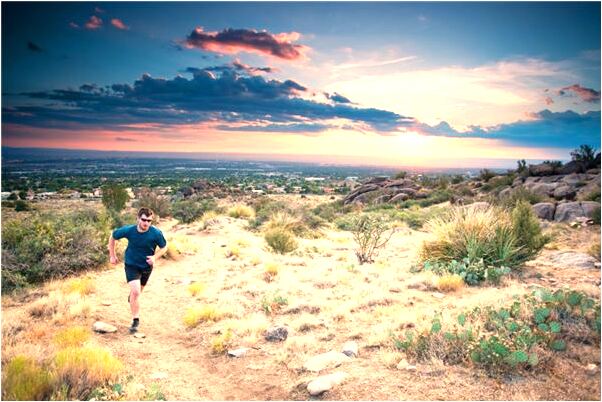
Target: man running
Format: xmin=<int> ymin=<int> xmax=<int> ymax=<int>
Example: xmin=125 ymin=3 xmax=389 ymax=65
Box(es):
xmin=109 ymin=207 xmax=168 ymax=333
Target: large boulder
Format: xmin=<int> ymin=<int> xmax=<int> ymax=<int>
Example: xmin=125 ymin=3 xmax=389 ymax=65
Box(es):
xmin=558 ymin=160 xmax=584 ymax=175
xmin=581 ymin=201 xmax=601 ymax=218
xmin=343 ymin=184 xmax=380 ymax=204
xmin=524 ymin=182 xmax=559 ymax=197
xmin=553 ymin=185 xmax=577 ymax=200
xmin=554 ymin=202 xmax=600 ymax=222
xmin=363 ymin=176 xmax=389 ymax=185
xmin=383 ymin=179 xmax=416 ymax=189
xmin=389 ymin=193 xmax=410 ymax=203
xmin=561 ymin=173 xmax=590 ymax=186
xmin=529 ymin=163 xmax=557 ymax=176
xmin=538 ymin=175 xmax=563 ymax=183
xmin=374 ymin=195 xmax=392 ymax=204
xmin=532 ymin=203 xmax=556 ymax=221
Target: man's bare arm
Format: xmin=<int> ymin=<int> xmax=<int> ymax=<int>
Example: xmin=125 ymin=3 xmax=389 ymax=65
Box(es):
xmin=108 ymin=235 xmax=119 ymax=264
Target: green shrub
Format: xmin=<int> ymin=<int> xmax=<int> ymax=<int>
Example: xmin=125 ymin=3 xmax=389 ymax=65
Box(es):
xmin=172 ymin=199 xmax=216 ymax=224
xmin=2 ymin=355 xmax=53 ymax=400
xmin=134 ymin=188 xmax=171 ymax=218
xmin=101 ymin=182 xmax=129 ymax=212
xmin=264 ymin=228 xmax=297 ymax=254
xmin=422 ymin=258 xmax=511 ymax=286
xmin=14 ymin=200 xmax=31 ymax=212
xmin=1 ymin=209 xmax=111 ymax=290
xmin=511 ymin=200 xmax=549 ymax=263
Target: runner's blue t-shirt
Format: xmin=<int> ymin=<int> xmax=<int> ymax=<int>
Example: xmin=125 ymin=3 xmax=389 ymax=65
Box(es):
xmin=112 ymin=225 xmax=167 ymax=269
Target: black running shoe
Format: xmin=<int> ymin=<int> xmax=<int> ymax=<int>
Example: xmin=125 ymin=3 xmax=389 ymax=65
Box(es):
xmin=129 ymin=318 xmax=139 ymax=334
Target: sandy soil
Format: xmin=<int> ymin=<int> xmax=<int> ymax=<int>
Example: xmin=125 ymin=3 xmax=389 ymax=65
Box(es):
xmin=1 ymin=197 xmax=600 ymax=400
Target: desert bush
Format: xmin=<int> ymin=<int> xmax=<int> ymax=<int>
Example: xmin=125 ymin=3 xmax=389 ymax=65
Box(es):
xmin=210 ymin=329 xmax=233 ymax=354
xmin=481 ymin=174 xmax=516 ymax=193
xmin=263 ymin=262 xmax=279 ymax=282
xmin=142 ymin=384 xmax=167 ymax=401
xmin=54 ymin=346 xmax=123 ymax=399
xmin=421 ymin=258 xmax=511 ymax=286
xmin=228 ymin=204 xmax=255 ymax=219
xmin=583 ymin=190 xmax=601 ymax=202
xmin=53 ymin=326 xmax=91 ymax=349
xmin=172 ymin=199 xmax=216 ymax=224
xmin=511 ymin=200 xmax=550 ymax=262
xmin=2 ymin=355 xmax=54 ymax=400
xmin=570 ymin=144 xmax=598 ymax=168
xmin=264 ymin=228 xmax=297 ymax=254
xmin=420 ymin=203 xmax=547 ymax=272
xmin=101 ymin=182 xmax=129 ymax=212
xmin=1 ymin=209 xmax=111 ymax=291
xmin=312 ymin=200 xmax=355 ymax=222
xmin=134 ymin=188 xmax=171 ymax=218
xmin=183 ymin=305 xmax=224 ymax=328
xmin=478 ymin=169 xmax=496 ymax=182
xmin=349 ymin=213 xmax=396 ymax=264
xmin=200 ymin=210 xmax=220 ymax=230
xmin=589 ymin=241 xmax=601 ymax=260
xmin=108 ymin=209 xmax=137 ymax=228
xmin=14 ymin=200 xmax=32 ymax=212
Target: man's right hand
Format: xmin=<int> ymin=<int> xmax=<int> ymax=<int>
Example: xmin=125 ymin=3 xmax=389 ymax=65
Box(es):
xmin=110 ymin=256 xmax=119 ymax=265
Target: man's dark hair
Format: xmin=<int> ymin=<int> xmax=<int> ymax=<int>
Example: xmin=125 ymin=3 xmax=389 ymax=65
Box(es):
xmin=137 ymin=207 xmax=154 ymax=218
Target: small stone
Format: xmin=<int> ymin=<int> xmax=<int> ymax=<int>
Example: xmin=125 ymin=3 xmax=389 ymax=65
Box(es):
xmin=396 ymin=358 xmax=416 ymax=371
xmin=303 ymin=351 xmax=351 ymax=372
xmin=101 ymin=301 xmax=112 ymax=306
xmin=228 ymin=347 xmax=250 ymax=358
xmin=264 ymin=326 xmax=288 ymax=342
xmin=341 ymin=341 xmax=359 ymax=358
xmin=433 ymin=292 xmax=445 ymax=299
xmin=307 ymin=372 xmax=347 ymax=396
xmin=93 ymin=321 xmax=117 ymax=333
xmin=586 ymin=363 xmax=598 ymax=375
xmin=133 ymin=333 xmax=146 ymax=338
xmin=150 ymin=372 xmax=168 ymax=380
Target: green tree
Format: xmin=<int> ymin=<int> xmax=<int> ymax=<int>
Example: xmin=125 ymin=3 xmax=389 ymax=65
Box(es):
xmin=570 ymin=145 xmax=598 ymax=167
xmin=101 ymin=183 xmax=129 ymax=212
xmin=516 ymin=159 xmax=527 ymax=173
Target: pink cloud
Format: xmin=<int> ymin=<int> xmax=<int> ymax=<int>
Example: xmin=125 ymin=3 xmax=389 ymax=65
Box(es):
xmin=184 ymin=27 xmax=309 ymax=60
xmin=559 ymin=84 xmax=600 ymax=103
xmin=85 ymin=15 xmax=102 ymax=30
xmin=544 ymin=96 xmax=554 ymax=105
xmin=111 ymin=18 xmax=129 ymax=30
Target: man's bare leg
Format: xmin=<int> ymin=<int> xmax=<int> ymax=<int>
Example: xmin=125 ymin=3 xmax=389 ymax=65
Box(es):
xmin=128 ymin=280 xmax=142 ymax=332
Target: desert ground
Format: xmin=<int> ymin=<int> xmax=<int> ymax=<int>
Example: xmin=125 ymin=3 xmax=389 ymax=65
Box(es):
xmin=1 ymin=196 xmax=600 ymax=400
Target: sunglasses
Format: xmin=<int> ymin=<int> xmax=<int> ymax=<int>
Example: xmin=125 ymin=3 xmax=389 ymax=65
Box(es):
xmin=140 ymin=218 xmax=153 ymax=223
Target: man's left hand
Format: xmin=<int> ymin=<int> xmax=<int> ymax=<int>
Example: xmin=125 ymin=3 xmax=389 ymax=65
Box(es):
xmin=146 ymin=255 xmax=155 ymax=266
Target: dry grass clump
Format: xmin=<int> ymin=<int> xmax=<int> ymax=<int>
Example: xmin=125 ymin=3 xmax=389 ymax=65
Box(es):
xmin=187 ymin=282 xmax=205 ymax=297
xmin=263 ymin=211 xmax=303 ymax=233
xmin=589 ymin=241 xmax=601 ymax=260
xmin=200 ymin=210 xmax=220 ymax=230
xmin=264 ymin=228 xmax=297 ymax=254
xmin=165 ymin=234 xmax=199 ymax=260
xmin=263 ymin=262 xmax=279 ymax=282
xmin=434 ymin=274 xmax=464 ymax=292
xmin=53 ymin=326 xmax=91 ymax=349
xmin=54 ymin=346 xmax=123 ymax=399
xmin=1 ymin=355 xmax=53 ymax=400
xmin=210 ymin=329 xmax=233 ymax=354
xmin=225 ymin=245 xmax=241 ymax=259
xmin=183 ymin=305 xmax=225 ymax=328
xmin=227 ymin=204 xmax=255 ymax=219
xmin=62 ymin=277 xmax=95 ymax=296
xmin=29 ymin=291 xmax=92 ymax=323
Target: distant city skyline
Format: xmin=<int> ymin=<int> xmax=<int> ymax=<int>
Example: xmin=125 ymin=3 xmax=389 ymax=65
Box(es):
xmin=2 ymin=1 xmax=600 ymax=168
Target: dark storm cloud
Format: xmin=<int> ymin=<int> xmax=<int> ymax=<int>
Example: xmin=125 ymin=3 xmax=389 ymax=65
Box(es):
xmin=3 ymin=66 xmax=407 ymax=133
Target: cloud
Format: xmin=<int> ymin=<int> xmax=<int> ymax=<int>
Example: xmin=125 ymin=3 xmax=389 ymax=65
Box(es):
xmin=544 ymin=96 xmax=554 ymax=105
xmin=95 ymin=7 xmax=105 ymax=14
xmin=69 ymin=22 xmax=79 ymax=29
xmin=325 ymin=92 xmax=351 ymax=104
xmin=183 ymin=27 xmax=309 ymax=60
xmin=195 ymin=60 xmax=276 ymax=76
xmin=85 ymin=15 xmax=102 ymax=30
xmin=111 ymin=18 xmax=129 ymax=30
xmin=559 ymin=84 xmax=600 ymax=103
xmin=3 ymin=65 xmax=407 ymax=133
xmin=414 ymin=109 xmax=600 ymax=148
xmin=115 ymin=137 xmax=137 ymax=142
xmin=27 ymin=41 xmax=43 ymax=52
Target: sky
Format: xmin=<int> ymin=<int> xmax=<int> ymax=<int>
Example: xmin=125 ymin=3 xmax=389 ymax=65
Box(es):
xmin=2 ymin=1 xmax=601 ymax=168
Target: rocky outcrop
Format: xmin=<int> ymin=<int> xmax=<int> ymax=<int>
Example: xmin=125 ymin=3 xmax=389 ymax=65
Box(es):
xmin=532 ymin=203 xmax=556 ymax=221
xmin=554 ymin=202 xmax=600 ymax=222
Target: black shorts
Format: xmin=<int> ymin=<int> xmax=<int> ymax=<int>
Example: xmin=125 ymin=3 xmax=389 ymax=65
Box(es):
xmin=125 ymin=264 xmax=153 ymax=286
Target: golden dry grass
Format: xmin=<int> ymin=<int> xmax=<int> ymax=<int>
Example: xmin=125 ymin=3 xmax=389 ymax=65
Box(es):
xmin=1 ymin=355 xmax=53 ymax=400
xmin=187 ymin=282 xmax=205 ymax=297
xmin=435 ymin=274 xmax=465 ymax=292
xmin=53 ymin=326 xmax=91 ymax=349
xmin=183 ymin=305 xmax=226 ymax=328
